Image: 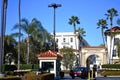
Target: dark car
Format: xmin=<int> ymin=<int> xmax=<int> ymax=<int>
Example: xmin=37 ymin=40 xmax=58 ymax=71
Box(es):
xmin=81 ymin=67 xmax=95 ymax=79
xmin=69 ymin=67 xmax=86 ymax=79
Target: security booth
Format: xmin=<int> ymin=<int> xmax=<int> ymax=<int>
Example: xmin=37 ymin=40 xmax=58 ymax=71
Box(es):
xmin=36 ymin=50 xmax=62 ymax=77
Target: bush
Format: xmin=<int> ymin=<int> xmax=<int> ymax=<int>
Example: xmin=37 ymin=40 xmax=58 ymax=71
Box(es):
xmin=102 ymin=64 xmax=120 ymax=69
xmin=0 ymin=76 xmax=21 ymax=80
xmin=4 ymin=65 xmax=17 ymax=71
xmin=101 ymin=70 xmax=120 ymax=76
xmin=24 ymin=73 xmax=54 ymax=80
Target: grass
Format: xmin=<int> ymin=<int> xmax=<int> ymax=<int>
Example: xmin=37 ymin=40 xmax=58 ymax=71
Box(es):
xmin=101 ymin=70 xmax=120 ymax=76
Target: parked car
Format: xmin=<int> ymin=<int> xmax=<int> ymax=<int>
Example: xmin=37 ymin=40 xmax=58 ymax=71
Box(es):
xmin=81 ymin=67 xmax=95 ymax=79
xmin=69 ymin=67 xmax=86 ymax=79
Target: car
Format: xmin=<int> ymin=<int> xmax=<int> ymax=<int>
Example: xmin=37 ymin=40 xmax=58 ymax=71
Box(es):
xmin=69 ymin=67 xmax=86 ymax=79
xmin=80 ymin=67 xmax=89 ymax=79
xmin=81 ymin=67 xmax=95 ymax=79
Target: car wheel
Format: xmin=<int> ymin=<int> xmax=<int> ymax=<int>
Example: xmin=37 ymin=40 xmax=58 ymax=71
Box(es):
xmin=72 ymin=76 xmax=75 ymax=79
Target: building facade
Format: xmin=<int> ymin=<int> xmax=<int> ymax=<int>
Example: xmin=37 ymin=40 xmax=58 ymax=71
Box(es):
xmin=52 ymin=32 xmax=89 ymax=50
xmin=105 ymin=26 xmax=120 ymax=64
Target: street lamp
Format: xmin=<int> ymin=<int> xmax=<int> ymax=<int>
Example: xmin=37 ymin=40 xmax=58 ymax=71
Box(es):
xmin=48 ymin=3 xmax=61 ymax=52
xmin=48 ymin=3 xmax=61 ymax=80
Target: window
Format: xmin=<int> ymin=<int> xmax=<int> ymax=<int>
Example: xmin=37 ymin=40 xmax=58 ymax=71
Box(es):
xmin=63 ymin=38 xmax=66 ymax=42
xmin=56 ymin=38 xmax=58 ymax=43
xmin=70 ymin=45 xmax=73 ymax=48
xmin=70 ymin=38 xmax=73 ymax=42
xmin=42 ymin=62 xmax=54 ymax=71
xmin=114 ymin=38 xmax=119 ymax=45
xmin=112 ymin=50 xmax=116 ymax=57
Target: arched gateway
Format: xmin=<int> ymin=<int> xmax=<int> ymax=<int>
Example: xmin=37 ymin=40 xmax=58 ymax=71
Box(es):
xmin=81 ymin=46 xmax=106 ymax=67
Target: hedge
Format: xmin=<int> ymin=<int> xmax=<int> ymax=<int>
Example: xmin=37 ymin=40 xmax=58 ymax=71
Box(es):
xmin=24 ymin=73 xmax=54 ymax=80
xmin=102 ymin=64 xmax=120 ymax=69
xmin=0 ymin=76 xmax=21 ymax=80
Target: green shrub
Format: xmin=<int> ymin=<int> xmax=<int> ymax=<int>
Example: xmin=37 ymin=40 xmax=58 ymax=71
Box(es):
xmin=0 ymin=76 xmax=21 ymax=80
xmin=101 ymin=70 xmax=120 ymax=76
xmin=4 ymin=65 xmax=17 ymax=71
xmin=24 ymin=73 xmax=54 ymax=80
xmin=102 ymin=64 xmax=120 ymax=69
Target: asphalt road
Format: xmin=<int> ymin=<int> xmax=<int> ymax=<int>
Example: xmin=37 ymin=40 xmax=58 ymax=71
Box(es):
xmin=61 ymin=74 xmax=120 ymax=80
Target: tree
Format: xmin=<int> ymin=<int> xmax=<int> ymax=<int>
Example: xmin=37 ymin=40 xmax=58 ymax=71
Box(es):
xmin=105 ymin=8 xmax=118 ymax=27
xmin=68 ymin=16 xmax=80 ymax=50
xmin=60 ymin=47 xmax=76 ymax=70
xmin=18 ymin=0 xmax=21 ymax=70
xmin=76 ymin=27 xmax=86 ymax=47
xmin=20 ymin=18 xmax=39 ymax=64
xmin=105 ymin=8 xmax=118 ymax=64
xmin=117 ymin=18 xmax=120 ymax=26
xmin=4 ymin=35 xmax=17 ymax=64
xmin=76 ymin=27 xmax=86 ymax=66
xmin=97 ymin=19 xmax=108 ymax=45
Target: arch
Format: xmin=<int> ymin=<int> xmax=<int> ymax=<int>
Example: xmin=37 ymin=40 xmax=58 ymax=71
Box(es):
xmin=81 ymin=46 xmax=106 ymax=67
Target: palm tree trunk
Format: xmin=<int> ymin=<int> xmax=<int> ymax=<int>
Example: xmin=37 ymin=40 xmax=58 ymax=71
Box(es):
xmin=27 ymin=36 xmax=30 ymax=64
xmin=74 ymin=23 xmax=77 ymax=50
xmin=0 ymin=0 xmax=5 ymax=74
xmin=18 ymin=0 xmax=21 ymax=70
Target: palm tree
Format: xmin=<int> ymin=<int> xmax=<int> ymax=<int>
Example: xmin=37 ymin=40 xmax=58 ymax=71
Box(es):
xmin=76 ymin=27 xmax=86 ymax=48
xmin=76 ymin=27 xmax=86 ymax=66
xmin=4 ymin=35 xmax=17 ymax=64
xmin=117 ymin=18 xmax=120 ymax=26
xmin=105 ymin=8 xmax=118 ymax=27
xmin=12 ymin=18 xmax=50 ymax=64
xmin=20 ymin=18 xmax=39 ymax=64
xmin=18 ymin=0 xmax=21 ymax=70
xmin=105 ymin=8 xmax=118 ymax=64
xmin=97 ymin=19 xmax=108 ymax=45
xmin=68 ymin=16 xmax=80 ymax=50
xmin=97 ymin=19 xmax=108 ymax=64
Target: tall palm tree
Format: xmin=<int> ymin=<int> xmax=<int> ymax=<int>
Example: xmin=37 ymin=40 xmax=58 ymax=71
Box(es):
xmin=20 ymin=18 xmax=45 ymax=64
xmin=18 ymin=0 xmax=21 ymax=70
xmin=76 ymin=27 xmax=86 ymax=48
xmin=105 ymin=8 xmax=118 ymax=28
xmin=68 ymin=16 xmax=80 ymax=50
xmin=12 ymin=18 xmax=50 ymax=64
xmin=97 ymin=19 xmax=108 ymax=45
xmin=105 ymin=8 xmax=118 ymax=64
xmin=97 ymin=19 xmax=108 ymax=64
xmin=76 ymin=27 xmax=86 ymax=66
xmin=117 ymin=18 xmax=120 ymax=26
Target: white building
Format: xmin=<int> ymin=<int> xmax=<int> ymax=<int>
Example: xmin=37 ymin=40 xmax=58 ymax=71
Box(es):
xmin=50 ymin=32 xmax=89 ymax=69
xmin=51 ymin=32 xmax=89 ymax=50
xmin=105 ymin=26 xmax=120 ymax=64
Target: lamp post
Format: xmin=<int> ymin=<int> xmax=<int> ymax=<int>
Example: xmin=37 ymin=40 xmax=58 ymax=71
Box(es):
xmin=48 ymin=3 xmax=61 ymax=52
xmin=48 ymin=3 xmax=61 ymax=80
xmin=0 ymin=0 xmax=7 ymax=76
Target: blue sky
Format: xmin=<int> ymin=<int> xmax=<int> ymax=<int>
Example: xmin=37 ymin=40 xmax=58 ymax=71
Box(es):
xmin=1 ymin=0 xmax=120 ymax=46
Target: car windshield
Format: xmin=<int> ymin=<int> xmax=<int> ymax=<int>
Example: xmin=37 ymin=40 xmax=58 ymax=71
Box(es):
xmin=73 ymin=67 xmax=85 ymax=71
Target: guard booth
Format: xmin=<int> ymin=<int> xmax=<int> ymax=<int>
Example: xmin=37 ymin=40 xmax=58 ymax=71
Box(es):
xmin=36 ymin=50 xmax=62 ymax=77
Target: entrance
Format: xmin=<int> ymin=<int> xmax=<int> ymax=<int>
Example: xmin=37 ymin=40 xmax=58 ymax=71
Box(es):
xmin=81 ymin=46 xmax=106 ymax=67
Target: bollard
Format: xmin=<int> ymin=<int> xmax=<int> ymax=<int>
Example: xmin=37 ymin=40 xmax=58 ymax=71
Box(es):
xmin=88 ymin=70 xmax=90 ymax=80
xmin=91 ymin=69 xmax=93 ymax=79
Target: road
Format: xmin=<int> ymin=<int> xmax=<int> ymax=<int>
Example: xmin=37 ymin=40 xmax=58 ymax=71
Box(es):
xmin=61 ymin=74 xmax=120 ymax=80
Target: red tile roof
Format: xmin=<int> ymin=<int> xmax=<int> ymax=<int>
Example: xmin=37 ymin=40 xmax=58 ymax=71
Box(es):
xmin=83 ymin=46 xmax=105 ymax=48
xmin=110 ymin=26 xmax=120 ymax=31
xmin=36 ymin=50 xmax=62 ymax=58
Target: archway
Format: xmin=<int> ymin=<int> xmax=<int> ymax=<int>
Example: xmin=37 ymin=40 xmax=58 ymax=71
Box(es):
xmin=81 ymin=46 xmax=106 ymax=67
xmin=86 ymin=55 xmax=102 ymax=68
